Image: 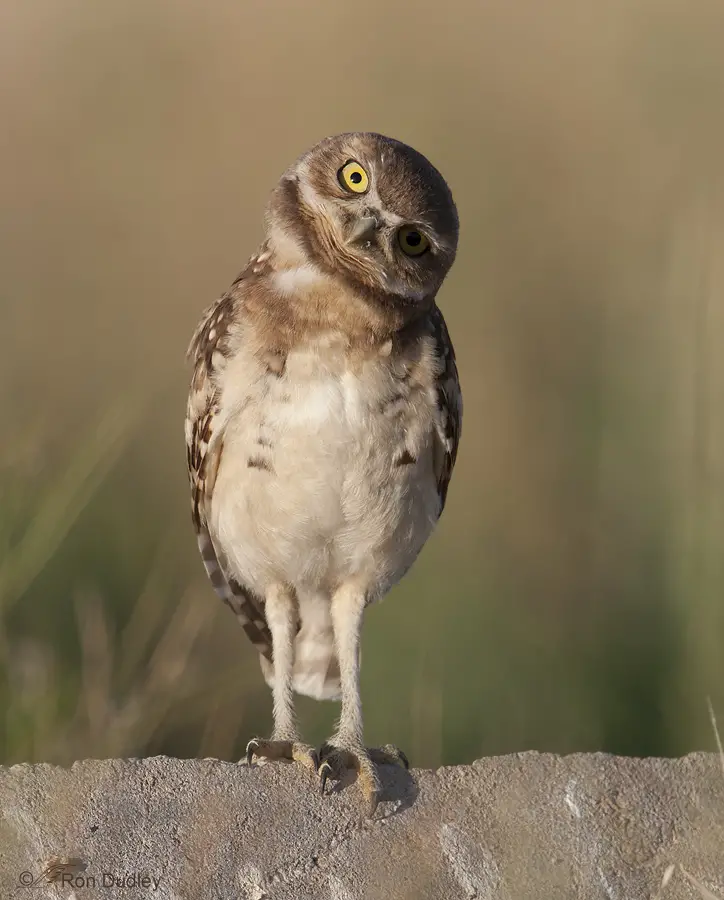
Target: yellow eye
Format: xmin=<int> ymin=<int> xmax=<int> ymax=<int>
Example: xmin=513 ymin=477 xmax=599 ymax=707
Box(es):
xmin=338 ymin=160 xmax=369 ymax=194
xmin=398 ymin=226 xmax=430 ymax=257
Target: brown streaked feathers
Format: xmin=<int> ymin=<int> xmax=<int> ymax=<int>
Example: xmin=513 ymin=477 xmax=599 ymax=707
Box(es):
xmin=185 ymin=287 xmax=273 ymax=660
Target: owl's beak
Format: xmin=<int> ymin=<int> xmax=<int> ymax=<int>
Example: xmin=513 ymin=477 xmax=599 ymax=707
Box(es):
xmin=347 ymin=214 xmax=380 ymax=245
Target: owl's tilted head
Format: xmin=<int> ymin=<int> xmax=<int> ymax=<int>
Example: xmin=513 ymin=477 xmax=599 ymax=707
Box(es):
xmin=267 ymin=132 xmax=458 ymax=306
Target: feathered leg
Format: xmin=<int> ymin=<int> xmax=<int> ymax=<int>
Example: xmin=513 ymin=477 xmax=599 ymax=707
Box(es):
xmin=246 ymin=584 xmax=317 ymax=773
xmin=318 ymin=582 xmax=407 ymax=815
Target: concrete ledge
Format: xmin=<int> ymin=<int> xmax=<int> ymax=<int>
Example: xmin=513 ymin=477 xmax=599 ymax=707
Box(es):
xmin=1 ymin=753 xmax=723 ymax=899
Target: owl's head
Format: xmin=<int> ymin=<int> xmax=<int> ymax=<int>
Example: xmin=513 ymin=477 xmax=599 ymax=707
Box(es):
xmin=268 ymin=133 xmax=458 ymax=305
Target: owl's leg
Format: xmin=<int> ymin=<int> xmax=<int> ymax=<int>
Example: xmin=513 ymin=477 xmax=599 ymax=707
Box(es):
xmin=246 ymin=584 xmax=318 ymax=773
xmin=318 ymin=583 xmax=407 ymax=816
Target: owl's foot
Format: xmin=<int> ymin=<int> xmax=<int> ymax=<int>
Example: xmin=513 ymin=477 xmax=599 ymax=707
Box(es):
xmin=318 ymin=741 xmax=409 ymax=816
xmin=245 ymin=738 xmax=319 ymax=773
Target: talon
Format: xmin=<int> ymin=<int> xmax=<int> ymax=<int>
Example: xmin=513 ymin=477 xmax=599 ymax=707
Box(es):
xmin=246 ymin=740 xmax=258 ymax=766
xmin=319 ymin=761 xmax=332 ymax=795
xmin=398 ymin=749 xmax=409 ymax=770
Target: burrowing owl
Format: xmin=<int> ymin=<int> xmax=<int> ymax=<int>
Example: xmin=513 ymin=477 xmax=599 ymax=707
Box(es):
xmin=185 ymin=132 xmax=461 ymax=814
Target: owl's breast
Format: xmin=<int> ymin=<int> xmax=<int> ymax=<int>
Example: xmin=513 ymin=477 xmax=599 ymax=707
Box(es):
xmin=210 ymin=338 xmax=440 ymax=595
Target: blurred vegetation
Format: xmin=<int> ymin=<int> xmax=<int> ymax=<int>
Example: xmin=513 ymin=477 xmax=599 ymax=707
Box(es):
xmin=1 ymin=0 xmax=724 ymax=768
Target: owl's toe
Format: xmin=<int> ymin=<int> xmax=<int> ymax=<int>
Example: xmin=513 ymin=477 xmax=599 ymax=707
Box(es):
xmin=246 ymin=738 xmax=318 ymax=773
xmin=318 ymin=742 xmax=386 ymax=816
xmin=368 ymin=743 xmax=409 ymax=769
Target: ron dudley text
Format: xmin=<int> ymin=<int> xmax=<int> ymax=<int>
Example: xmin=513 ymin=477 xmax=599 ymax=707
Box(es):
xmin=57 ymin=873 xmax=162 ymax=890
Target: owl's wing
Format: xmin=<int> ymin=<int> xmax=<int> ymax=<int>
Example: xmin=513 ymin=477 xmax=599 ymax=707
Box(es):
xmin=185 ymin=289 xmax=273 ymax=661
xmin=429 ymin=303 xmax=462 ymax=513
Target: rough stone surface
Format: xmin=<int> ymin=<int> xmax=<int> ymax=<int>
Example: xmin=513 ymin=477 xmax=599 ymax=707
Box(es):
xmin=1 ymin=753 xmax=723 ymax=899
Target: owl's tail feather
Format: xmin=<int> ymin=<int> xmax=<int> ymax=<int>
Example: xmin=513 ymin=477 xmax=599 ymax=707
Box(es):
xmin=259 ymin=616 xmax=341 ymax=702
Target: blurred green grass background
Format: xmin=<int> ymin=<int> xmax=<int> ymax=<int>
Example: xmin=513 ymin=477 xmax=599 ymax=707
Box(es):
xmin=1 ymin=0 xmax=723 ymax=768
